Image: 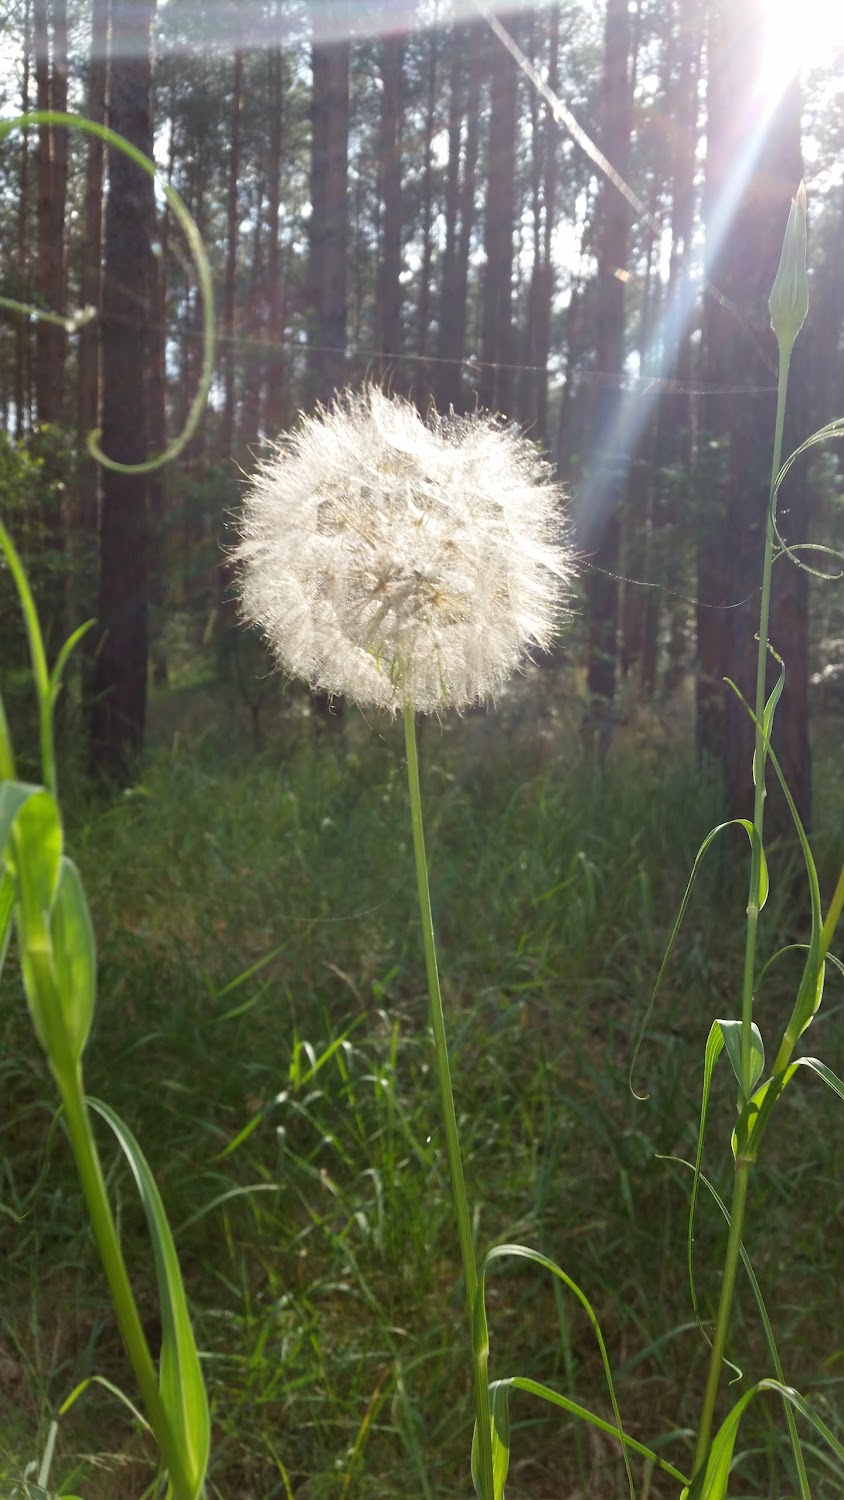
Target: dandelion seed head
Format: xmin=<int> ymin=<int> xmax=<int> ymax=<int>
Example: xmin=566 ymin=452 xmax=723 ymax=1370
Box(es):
xmin=233 ymin=387 xmax=574 ymax=714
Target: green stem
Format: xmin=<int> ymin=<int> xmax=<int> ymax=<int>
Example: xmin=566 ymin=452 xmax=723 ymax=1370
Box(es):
xmin=56 ymin=1069 xmax=197 ymax=1500
xmin=403 ymin=704 xmax=494 ymax=1500
xmin=692 ymin=340 xmax=792 ymax=1480
xmin=691 ymin=1161 xmax=750 ymax=1479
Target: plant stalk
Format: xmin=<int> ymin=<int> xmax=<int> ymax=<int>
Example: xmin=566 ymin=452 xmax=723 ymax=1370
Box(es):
xmin=692 ymin=341 xmax=792 ymax=1480
xmin=403 ymin=703 xmax=495 ymax=1500
xmin=56 ymin=1069 xmax=197 ymax=1500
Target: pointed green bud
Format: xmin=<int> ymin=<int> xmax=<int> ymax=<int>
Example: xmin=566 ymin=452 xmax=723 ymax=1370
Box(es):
xmin=769 ymin=181 xmax=809 ymax=353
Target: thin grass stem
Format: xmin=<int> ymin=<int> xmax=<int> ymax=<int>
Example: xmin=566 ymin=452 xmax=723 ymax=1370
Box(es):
xmin=692 ymin=339 xmax=792 ymax=1479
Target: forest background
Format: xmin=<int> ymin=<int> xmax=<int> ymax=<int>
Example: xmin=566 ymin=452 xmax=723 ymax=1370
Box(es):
xmin=1 ymin=0 xmax=844 ymax=1496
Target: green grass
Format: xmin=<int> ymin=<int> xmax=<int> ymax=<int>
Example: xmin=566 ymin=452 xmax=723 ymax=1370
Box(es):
xmin=1 ymin=683 xmax=842 ymax=1498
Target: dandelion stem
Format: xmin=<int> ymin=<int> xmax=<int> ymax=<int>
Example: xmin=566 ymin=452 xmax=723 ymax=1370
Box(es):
xmin=403 ymin=703 xmax=495 ymax=1500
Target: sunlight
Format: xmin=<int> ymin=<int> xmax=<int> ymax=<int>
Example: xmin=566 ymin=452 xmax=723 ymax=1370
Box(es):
xmin=761 ymin=0 xmax=844 ymax=95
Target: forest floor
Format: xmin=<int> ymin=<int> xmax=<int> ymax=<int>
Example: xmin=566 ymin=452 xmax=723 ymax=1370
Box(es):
xmin=1 ymin=670 xmax=843 ymax=1499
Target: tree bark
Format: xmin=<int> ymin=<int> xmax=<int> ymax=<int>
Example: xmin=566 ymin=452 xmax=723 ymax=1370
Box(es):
xmin=415 ymin=27 xmax=438 ymax=408
xmin=221 ymin=47 xmax=243 ymax=459
xmin=376 ymin=31 xmax=404 ymax=387
xmin=582 ymin=0 xmax=633 ymax=730
xmin=33 ymin=0 xmax=68 ymax=427
xmin=14 ymin=0 xmax=32 ymax=440
xmin=437 ymin=19 xmax=483 ymax=413
xmin=265 ymin=34 xmax=287 ymax=438
xmin=479 ymin=14 xmax=518 ymax=416
xmin=309 ymin=4 xmax=349 ymax=407
xmin=90 ymin=0 xmax=157 ymax=781
xmin=76 ymin=0 xmax=109 ymax=709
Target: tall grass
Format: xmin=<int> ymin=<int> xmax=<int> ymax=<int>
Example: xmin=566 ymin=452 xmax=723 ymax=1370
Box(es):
xmin=2 ymin=703 xmax=842 ymax=1497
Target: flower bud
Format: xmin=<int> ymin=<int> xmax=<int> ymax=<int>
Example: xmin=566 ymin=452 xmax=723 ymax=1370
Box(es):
xmin=769 ymin=181 xmax=809 ymax=353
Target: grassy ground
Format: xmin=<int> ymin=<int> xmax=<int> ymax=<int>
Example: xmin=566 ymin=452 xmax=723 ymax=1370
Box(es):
xmin=1 ymin=675 xmax=843 ymax=1498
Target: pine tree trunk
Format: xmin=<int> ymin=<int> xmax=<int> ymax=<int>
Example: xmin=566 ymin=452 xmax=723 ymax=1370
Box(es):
xmin=221 ymin=48 xmax=243 ymax=459
xmin=90 ymin=0 xmax=157 ymax=781
xmin=265 ymin=35 xmax=286 ymax=438
xmin=437 ymin=20 xmax=482 ymax=413
xmin=14 ymin=0 xmax=32 ymax=440
xmin=376 ymin=32 xmax=404 ymax=387
xmin=582 ymin=0 xmax=633 ymax=734
xmin=415 ymin=28 xmax=438 ymax=408
xmin=76 ymin=0 xmax=109 ymax=710
xmin=479 ymin=15 xmax=518 ymax=416
xmin=33 ymin=0 xmax=67 ymax=427
xmin=309 ymin=5 xmax=349 ymax=407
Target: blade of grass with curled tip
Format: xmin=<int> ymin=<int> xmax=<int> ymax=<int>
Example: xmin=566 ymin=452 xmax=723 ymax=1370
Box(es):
xmin=629 ymin=821 xmax=768 ymax=1099
xmin=86 ymin=1098 xmax=210 ymax=1500
xmin=0 ymin=112 xmax=214 ymax=477
xmin=488 ymin=1377 xmax=690 ymax=1488
xmin=477 ymin=1243 xmax=637 ymax=1499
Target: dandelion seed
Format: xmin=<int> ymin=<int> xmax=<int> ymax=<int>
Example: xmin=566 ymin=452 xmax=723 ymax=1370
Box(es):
xmin=233 ymin=387 xmax=573 ymax=714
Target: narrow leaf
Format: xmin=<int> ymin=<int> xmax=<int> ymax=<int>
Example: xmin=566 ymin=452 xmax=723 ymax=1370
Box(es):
xmin=51 ymin=858 xmax=97 ymax=1063
xmin=719 ymin=1019 xmax=764 ymax=1100
xmin=87 ymin=1098 xmax=210 ymax=1499
xmin=492 ymin=1377 xmax=689 ymax=1487
xmin=630 ymin=820 xmax=765 ymax=1097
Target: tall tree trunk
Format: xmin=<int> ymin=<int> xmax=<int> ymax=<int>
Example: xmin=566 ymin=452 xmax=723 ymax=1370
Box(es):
xmin=309 ymin=4 xmax=349 ymax=407
xmin=415 ymin=27 xmax=438 ymax=409
xmin=90 ymin=0 xmax=157 ymax=781
xmin=14 ymin=0 xmax=32 ymax=440
xmin=582 ymin=0 xmax=633 ymax=734
xmin=376 ymin=32 xmax=404 ymax=387
xmin=76 ymin=0 xmax=109 ymax=710
xmin=265 ymin=36 xmax=287 ymax=438
xmin=437 ymin=20 xmax=483 ymax=413
xmin=33 ymin=0 xmax=67 ymax=427
xmin=534 ymin=2 xmax=560 ymax=447
xmin=700 ymin=0 xmax=808 ymax=829
xmin=658 ymin=0 xmax=702 ymax=695
xmin=221 ymin=47 xmax=243 ymax=459
xmin=479 ymin=14 xmax=518 ymax=416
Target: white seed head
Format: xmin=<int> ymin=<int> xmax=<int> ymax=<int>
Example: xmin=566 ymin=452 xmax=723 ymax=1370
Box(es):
xmin=232 ymin=387 xmax=573 ymax=714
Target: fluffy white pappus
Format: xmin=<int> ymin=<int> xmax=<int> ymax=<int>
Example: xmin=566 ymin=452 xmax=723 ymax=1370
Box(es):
xmin=233 ymin=387 xmax=574 ymax=714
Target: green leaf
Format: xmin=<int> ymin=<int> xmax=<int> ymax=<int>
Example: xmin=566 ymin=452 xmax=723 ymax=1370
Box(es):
xmin=0 ymin=682 xmax=15 ymax=782
xmin=51 ymin=858 xmax=96 ymax=1064
xmin=0 ymin=780 xmax=43 ymax=863
xmin=86 ymin=1098 xmax=209 ymax=1500
xmin=0 ymin=869 xmax=14 ymax=983
xmin=480 ymin=1243 xmax=636 ymax=1500
xmin=752 ymin=653 xmax=785 ymax=790
xmin=6 ymin=788 xmax=62 ymax=939
xmin=491 ymin=1377 xmax=690 ymax=1487
xmin=694 ymin=1388 xmax=756 ymax=1498
xmin=719 ymin=1019 xmax=765 ymax=1100
xmin=473 ymin=1383 xmax=510 ymax=1500
xmin=0 ymin=518 xmax=56 ymax=796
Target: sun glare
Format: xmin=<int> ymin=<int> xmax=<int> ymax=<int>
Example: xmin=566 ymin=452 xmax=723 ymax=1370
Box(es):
xmin=762 ymin=0 xmax=844 ymax=95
